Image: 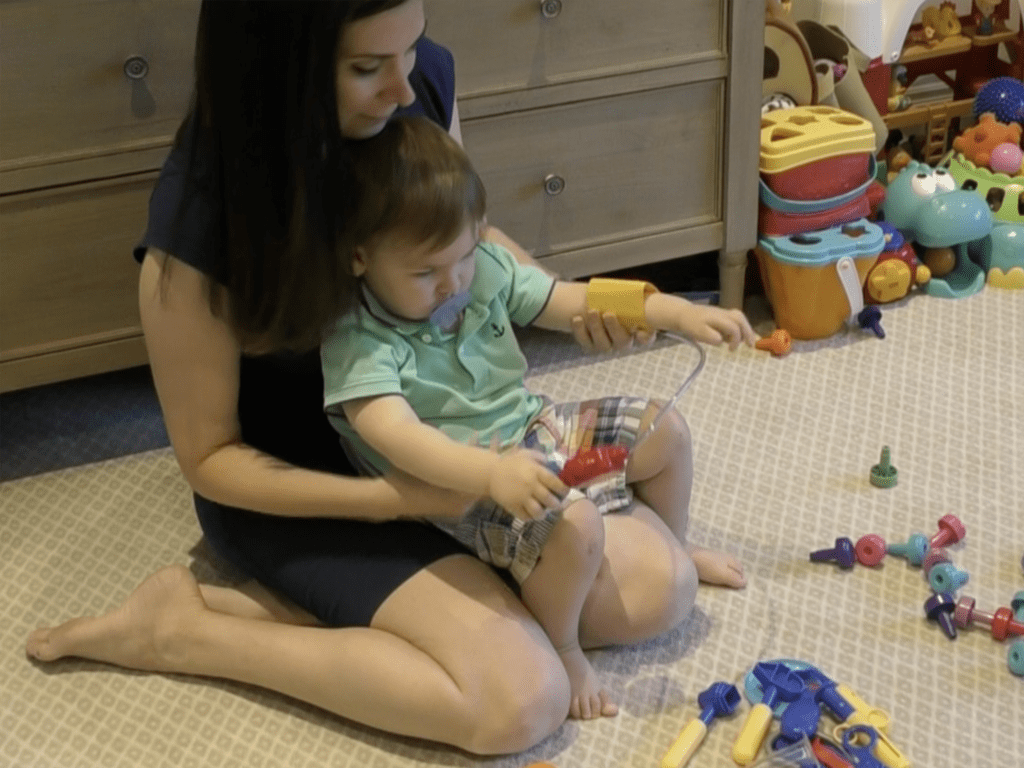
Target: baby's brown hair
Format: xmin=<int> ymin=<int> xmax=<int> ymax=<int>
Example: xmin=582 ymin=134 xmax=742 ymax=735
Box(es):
xmin=346 ymin=116 xmax=487 ymax=256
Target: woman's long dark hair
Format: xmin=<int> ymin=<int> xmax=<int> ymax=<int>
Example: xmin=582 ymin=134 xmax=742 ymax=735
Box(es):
xmin=179 ymin=0 xmax=410 ymax=352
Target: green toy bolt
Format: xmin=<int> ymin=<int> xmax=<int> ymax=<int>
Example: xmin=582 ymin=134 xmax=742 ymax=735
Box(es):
xmin=870 ymin=446 xmax=898 ymax=488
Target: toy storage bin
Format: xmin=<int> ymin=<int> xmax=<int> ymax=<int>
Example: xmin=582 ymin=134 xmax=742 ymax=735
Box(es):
xmin=755 ymin=220 xmax=884 ymax=339
xmin=760 ymin=106 xmax=876 ymax=200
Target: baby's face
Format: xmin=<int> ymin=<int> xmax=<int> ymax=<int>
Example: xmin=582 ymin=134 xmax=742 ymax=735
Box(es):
xmin=355 ymin=223 xmax=479 ymax=323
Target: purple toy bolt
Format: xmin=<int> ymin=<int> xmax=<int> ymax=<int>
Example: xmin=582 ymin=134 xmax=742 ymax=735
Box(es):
xmin=810 ymin=537 xmax=856 ymax=569
xmin=887 ymin=533 xmax=929 ymax=565
xmin=924 ymin=593 xmax=958 ymax=639
xmin=855 ymin=534 xmax=886 ymax=566
xmin=928 ymin=562 xmax=969 ymax=594
xmin=954 ymin=596 xmax=1024 ymax=641
xmin=929 ymin=514 xmax=966 ymax=549
xmin=858 ymin=305 xmax=885 ymax=339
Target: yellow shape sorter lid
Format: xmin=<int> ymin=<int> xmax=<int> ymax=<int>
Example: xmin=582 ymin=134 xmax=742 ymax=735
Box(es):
xmin=760 ymin=106 xmax=876 ymax=174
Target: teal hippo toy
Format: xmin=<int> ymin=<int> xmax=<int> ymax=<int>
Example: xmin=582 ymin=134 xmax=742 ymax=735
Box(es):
xmin=881 ymin=161 xmax=993 ymax=298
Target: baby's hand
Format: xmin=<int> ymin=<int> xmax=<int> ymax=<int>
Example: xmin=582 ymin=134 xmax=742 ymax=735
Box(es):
xmin=676 ymin=304 xmax=758 ymax=350
xmin=489 ymin=449 xmax=567 ymax=520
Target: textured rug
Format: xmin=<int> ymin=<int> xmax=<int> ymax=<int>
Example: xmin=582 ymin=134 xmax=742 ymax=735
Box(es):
xmin=1 ymin=288 xmax=1022 ymax=768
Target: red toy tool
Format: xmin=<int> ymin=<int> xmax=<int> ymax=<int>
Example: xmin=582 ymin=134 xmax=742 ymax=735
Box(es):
xmin=558 ymin=333 xmax=705 ymax=487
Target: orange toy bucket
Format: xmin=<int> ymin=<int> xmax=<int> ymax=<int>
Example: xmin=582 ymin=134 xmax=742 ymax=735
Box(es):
xmin=754 ymin=221 xmax=884 ymax=339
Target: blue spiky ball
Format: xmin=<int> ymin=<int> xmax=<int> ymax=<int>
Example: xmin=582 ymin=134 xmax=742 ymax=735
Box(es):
xmin=974 ymin=77 xmax=1024 ymax=125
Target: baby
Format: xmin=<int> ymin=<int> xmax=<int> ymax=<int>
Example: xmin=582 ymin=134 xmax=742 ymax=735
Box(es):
xmin=321 ymin=116 xmax=756 ymax=719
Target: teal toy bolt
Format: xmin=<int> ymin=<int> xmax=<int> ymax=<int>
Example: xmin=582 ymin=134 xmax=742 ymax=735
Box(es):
xmin=870 ymin=446 xmax=898 ymax=488
xmin=887 ymin=533 xmax=929 ymax=565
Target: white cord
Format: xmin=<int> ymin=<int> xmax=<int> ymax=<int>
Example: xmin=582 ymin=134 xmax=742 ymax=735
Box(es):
xmin=632 ymin=332 xmax=706 ymax=452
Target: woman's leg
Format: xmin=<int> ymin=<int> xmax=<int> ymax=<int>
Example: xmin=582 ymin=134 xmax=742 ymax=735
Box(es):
xmin=626 ymin=405 xmax=746 ymax=588
xmin=519 ymin=499 xmax=617 ymax=721
xmin=577 ymin=502 xmax=698 ymax=649
xmin=26 ymin=556 xmax=570 ymax=755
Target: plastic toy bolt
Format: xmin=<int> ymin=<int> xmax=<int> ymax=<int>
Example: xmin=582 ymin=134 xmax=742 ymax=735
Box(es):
xmin=855 ymin=534 xmax=887 ymax=566
xmin=869 ymin=447 xmax=898 ymax=488
xmin=660 ymin=682 xmax=741 ymax=768
xmin=1009 ymin=639 xmax=1024 ymax=676
xmin=924 ymin=593 xmax=958 ymax=639
xmin=732 ymin=662 xmax=803 ymax=765
xmin=755 ymin=328 xmax=792 ymax=357
xmin=928 ymin=562 xmax=969 ymax=594
xmin=858 ymin=305 xmax=885 ymax=338
xmin=921 ymin=548 xmax=951 ymax=574
xmin=928 ymin=514 xmax=965 ymax=549
xmin=1011 ymin=590 xmax=1024 ymax=622
xmin=810 ymin=537 xmax=856 ymax=569
xmin=886 ymin=533 xmax=929 ymax=565
xmin=954 ymin=596 xmax=1024 ymax=640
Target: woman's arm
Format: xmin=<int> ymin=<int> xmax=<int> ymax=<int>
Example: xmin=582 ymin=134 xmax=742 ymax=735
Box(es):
xmin=138 ymin=250 xmax=469 ymax=521
xmin=343 ymin=394 xmax=565 ymax=520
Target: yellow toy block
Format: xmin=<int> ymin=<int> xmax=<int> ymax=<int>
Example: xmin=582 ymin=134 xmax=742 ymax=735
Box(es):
xmin=586 ymin=278 xmax=659 ymax=332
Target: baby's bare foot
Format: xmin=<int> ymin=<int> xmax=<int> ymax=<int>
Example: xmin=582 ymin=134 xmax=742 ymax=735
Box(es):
xmin=26 ymin=564 xmax=206 ymax=671
xmin=557 ymin=642 xmax=618 ymax=720
xmin=688 ymin=546 xmax=746 ymax=588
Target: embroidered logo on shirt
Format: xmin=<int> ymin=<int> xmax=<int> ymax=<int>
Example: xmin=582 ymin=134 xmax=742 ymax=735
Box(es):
xmin=491 ymin=323 xmax=506 ymax=338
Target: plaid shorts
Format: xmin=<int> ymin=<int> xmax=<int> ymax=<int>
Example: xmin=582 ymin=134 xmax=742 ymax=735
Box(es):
xmin=435 ymin=395 xmax=652 ymax=583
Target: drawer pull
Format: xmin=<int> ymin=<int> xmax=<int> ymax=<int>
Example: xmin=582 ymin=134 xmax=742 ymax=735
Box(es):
xmin=543 ymin=174 xmax=566 ymax=196
xmin=123 ymin=55 xmax=150 ymax=80
xmin=540 ymin=0 xmax=563 ymax=19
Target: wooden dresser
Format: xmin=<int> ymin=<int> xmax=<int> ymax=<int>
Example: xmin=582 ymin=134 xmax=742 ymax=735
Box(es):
xmin=428 ymin=0 xmax=763 ymax=306
xmin=0 ymin=0 xmax=200 ymax=393
xmin=0 ymin=1 xmax=762 ymax=393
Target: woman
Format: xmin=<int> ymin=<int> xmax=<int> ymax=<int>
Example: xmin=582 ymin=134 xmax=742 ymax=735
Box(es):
xmin=26 ymin=0 xmax=696 ymax=752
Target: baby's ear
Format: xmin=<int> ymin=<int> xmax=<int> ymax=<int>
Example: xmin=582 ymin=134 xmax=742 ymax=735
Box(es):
xmin=351 ymin=247 xmax=368 ymax=277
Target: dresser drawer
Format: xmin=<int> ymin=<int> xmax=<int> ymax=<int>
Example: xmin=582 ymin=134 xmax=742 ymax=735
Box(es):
xmin=464 ymin=80 xmax=723 ymax=258
xmin=0 ymin=174 xmax=152 ymax=367
xmin=426 ymin=0 xmax=724 ymax=97
xmin=0 ymin=0 xmax=199 ymax=189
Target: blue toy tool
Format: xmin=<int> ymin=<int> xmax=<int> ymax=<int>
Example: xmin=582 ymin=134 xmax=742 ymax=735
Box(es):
xmin=732 ymin=662 xmax=804 ymax=765
xmin=660 ymin=682 xmax=741 ymax=768
xmin=842 ymin=725 xmax=887 ymax=767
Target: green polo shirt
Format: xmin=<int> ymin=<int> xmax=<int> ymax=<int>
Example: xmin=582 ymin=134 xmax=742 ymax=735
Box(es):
xmin=321 ymin=241 xmax=556 ymax=475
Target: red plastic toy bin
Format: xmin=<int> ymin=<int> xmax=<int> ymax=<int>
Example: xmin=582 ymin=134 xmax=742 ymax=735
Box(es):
xmin=762 ymin=153 xmax=872 ymax=201
xmin=760 ymin=106 xmax=877 ymax=201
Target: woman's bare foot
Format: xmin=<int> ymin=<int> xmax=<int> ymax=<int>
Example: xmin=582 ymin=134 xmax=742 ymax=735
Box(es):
xmin=688 ymin=546 xmax=746 ymax=588
xmin=557 ymin=641 xmax=618 ymax=720
xmin=25 ymin=564 xmax=206 ymax=671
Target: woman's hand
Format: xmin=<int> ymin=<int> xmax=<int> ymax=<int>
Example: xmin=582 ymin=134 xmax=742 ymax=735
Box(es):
xmin=570 ymin=309 xmax=655 ymax=354
xmin=488 ymin=449 xmax=567 ymax=521
xmin=383 ymin=468 xmax=480 ymax=522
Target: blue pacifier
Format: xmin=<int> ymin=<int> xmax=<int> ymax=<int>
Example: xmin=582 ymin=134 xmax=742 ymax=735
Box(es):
xmin=429 ymin=290 xmax=472 ymax=329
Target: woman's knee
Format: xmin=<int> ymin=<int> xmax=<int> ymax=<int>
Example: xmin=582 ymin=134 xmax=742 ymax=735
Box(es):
xmin=460 ymin=652 xmax=570 ymax=754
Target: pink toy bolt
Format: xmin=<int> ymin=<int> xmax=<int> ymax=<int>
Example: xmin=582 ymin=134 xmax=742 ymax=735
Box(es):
xmin=810 ymin=537 xmax=856 ymax=569
xmin=855 ymin=534 xmax=886 ymax=566
xmin=953 ymin=596 xmax=1024 ymax=641
xmin=928 ymin=514 xmax=965 ymax=549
